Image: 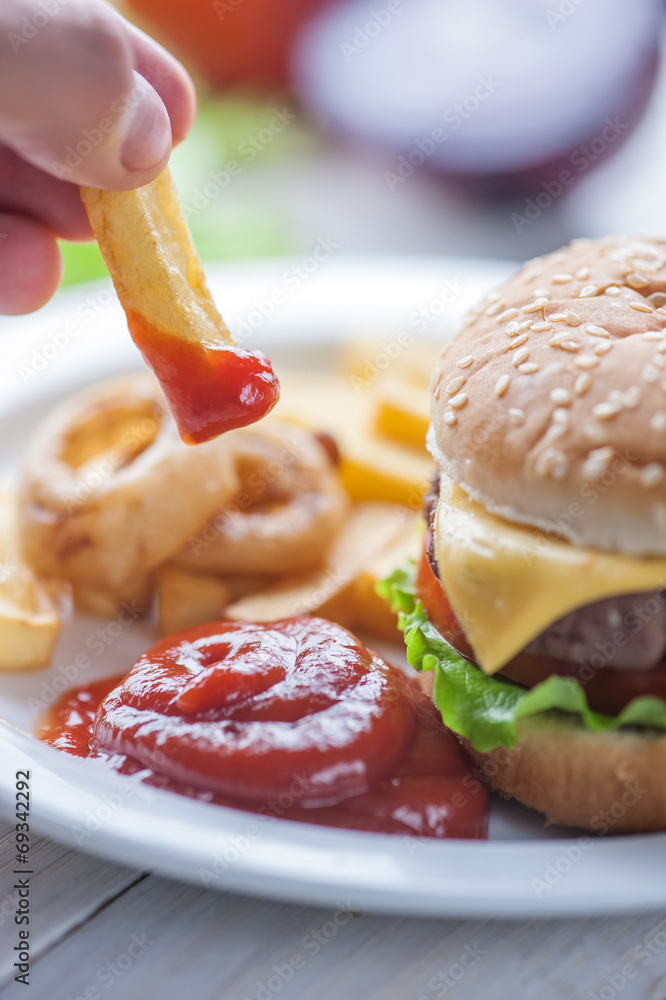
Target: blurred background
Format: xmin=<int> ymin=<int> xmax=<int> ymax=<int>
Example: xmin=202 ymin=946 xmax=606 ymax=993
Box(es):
xmin=62 ymin=0 xmax=666 ymax=283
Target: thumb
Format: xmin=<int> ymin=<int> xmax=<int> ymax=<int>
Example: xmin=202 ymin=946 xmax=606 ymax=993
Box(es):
xmin=0 ymin=0 xmax=172 ymax=190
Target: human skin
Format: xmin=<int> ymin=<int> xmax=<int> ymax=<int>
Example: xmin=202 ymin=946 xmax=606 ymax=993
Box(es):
xmin=0 ymin=0 xmax=196 ymax=314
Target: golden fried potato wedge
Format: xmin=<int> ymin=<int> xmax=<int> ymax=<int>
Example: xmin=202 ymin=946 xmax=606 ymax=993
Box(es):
xmin=225 ymin=502 xmax=408 ymax=626
xmin=373 ymin=375 xmax=430 ymax=452
xmin=72 ymin=574 xmax=154 ymax=619
xmin=0 ymin=489 xmax=64 ymax=671
xmin=81 ymin=169 xmax=231 ymax=350
xmin=351 ymin=511 xmax=421 ymax=640
xmin=274 ymin=371 xmax=432 ymax=507
xmin=157 ymin=566 xmax=232 ymax=637
xmin=340 ymin=337 xmax=439 ymax=389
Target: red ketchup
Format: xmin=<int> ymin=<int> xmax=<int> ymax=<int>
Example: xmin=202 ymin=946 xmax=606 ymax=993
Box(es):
xmin=128 ymin=311 xmax=280 ymax=445
xmin=38 ymin=617 xmax=488 ymax=839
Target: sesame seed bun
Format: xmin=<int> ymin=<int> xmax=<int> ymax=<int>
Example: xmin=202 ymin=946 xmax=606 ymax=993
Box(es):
xmin=465 ymin=716 xmax=666 ymax=833
xmin=418 ymin=673 xmax=666 ymax=832
xmin=429 ymin=236 xmax=666 ymax=556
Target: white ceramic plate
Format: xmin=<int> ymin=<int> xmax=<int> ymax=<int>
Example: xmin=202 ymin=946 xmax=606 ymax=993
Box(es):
xmin=1 ymin=254 xmax=665 ymax=919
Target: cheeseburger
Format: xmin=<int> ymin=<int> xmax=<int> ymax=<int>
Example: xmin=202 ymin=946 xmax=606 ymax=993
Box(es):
xmin=386 ymin=235 xmax=666 ymax=833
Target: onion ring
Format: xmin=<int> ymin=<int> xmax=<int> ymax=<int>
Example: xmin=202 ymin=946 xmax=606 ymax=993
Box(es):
xmin=19 ymin=373 xmax=239 ymax=592
xmin=92 ymin=616 xmax=417 ymax=805
xmin=174 ymin=419 xmax=349 ymax=576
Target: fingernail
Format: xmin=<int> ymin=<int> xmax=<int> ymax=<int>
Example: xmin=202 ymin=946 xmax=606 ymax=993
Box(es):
xmin=120 ymin=74 xmax=171 ymax=172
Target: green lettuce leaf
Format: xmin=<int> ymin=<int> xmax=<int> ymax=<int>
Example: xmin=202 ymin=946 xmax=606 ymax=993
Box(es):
xmin=378 ymin=565 xmax=666 ymax=752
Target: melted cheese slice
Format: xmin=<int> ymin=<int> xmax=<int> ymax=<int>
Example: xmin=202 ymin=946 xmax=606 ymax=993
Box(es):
xmin=434 ymin=478 xmax=666 ymax=674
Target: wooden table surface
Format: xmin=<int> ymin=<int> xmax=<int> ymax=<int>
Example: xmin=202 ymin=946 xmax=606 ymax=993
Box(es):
xmin=2 ymin=817 xmax=666 ymax=1000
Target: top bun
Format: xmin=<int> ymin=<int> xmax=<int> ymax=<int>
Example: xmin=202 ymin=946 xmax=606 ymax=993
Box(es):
xmin=429 ymin=236 xmax=666 ymax=556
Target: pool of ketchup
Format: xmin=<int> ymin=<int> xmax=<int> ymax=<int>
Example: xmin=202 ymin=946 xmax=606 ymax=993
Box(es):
xmin=417 ymin=535 xmax=666 ymax=717
xmin=38 ymin=617 xmax=488 ymax=839
xmin=128 ymin=311 xmax=280 ymax=445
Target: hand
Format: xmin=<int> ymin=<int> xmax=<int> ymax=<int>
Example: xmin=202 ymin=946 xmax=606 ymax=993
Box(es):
xmin=0 ymin=0 xmax=196 ymax=315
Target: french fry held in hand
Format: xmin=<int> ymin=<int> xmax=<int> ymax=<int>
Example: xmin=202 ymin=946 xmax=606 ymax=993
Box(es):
xmin=81 ymin=169 xmax=279 ymax=444
xmin=0 ymin=489 xmax=64 ymax=671
xmin=225 ymin=502 xmax=409 ymax=630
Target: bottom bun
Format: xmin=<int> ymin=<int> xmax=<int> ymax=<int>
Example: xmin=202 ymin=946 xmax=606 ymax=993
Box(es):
xmin=418 ymin=672 xmax=666 ymax=833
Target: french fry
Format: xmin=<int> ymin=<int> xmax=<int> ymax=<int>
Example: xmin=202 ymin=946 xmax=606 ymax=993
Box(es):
xmin=81 ymin=169 xmax=232 ymax=351
xmin=0 ymin=490 xmax=64 ymax=670
xmin=340 ymin=337 xmax=439 ymax=388
xmin=81 ymin=169 xmax=278 ymax=444
xmin=225 ymin=503 xmax=408 ymax=626
xmin=351 ymin=512 xmax=422 ymax=640
xmin=157 ymin=566 xmax=232 ymax=636
xmin=274 ymin=371 xmax=432 ymax=507
xmin=72 ymin=574 xmax=154 ymax=619
xmin=373 ymin=375 xmax=430 ymax=452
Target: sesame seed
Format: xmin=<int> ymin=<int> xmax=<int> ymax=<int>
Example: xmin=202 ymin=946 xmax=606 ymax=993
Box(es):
xmin=608 ymin=389 xmax=625 ymax=407
xmin=533 ymin=287 xmax=550 ymax=298
xmin=576 ymin=267 xmax=590 ymax=280
xmin=550 ymin=387 xmax=572 ymax=405
xmin=508 ymin=408 xmax=525 ymax=425
xmin=485 ymin=301 xmax=504 ymax=316
xmin=450 ymin=393 xmax=468 ymax=409
xmin=518 ymin=362 xmax=539 ymax=374
xmin=535 ymin=448 xmax=569 ymax=478
xmin=642 ymin=363 xmax=661 ymax=383
xmin=497 ymin=307 xmax=519 ymax=322
xmin=552 ymin=273 xmax=573 ymax=284
xmin=592 ymin=401 xmax=621 ymax=420
xmin=443 ymin=411 xmax=457 ymax=426
xmin=642 ymin=331 xmax=663 ymax=341
xmin=486 ymin=289 xmax=502 ymax=302
xmin=651 ymin=411 xmax=666 ymax=432
xmin=457 ymin=355 xmax=474 ymax=368
xmin=508 ymin=332 xmax=529 ymax=349
xmin=516 ymin=320 xmax=533 ymax=334
xmin=565 ymin=311 xmax=581 ymax=326
xmin=624 ymin=385 xmax=641 ymax=409
xmin=505 ymin=321 xmax=519 ymax=336
xmin=522 ymin=299 xmax=547 ymax=314
xmin=531 ymin=321 xmax=552 ymax=332
xmin=582 ymin=446 xmax=615 ymax=480
xmin=512 ymin=347 xmax=530 ymax=366
xmin=605 ymin=286 xmax=621 ymax=296
xmin=630 ymin=256 xmax=660 ymax=272
xmin=640 ymin=463 xmax=666 ymax=489
xmin=522 ymin=267 xmax=542 ymax=283
xmin=579 ymin=285 xmax=598 ymax=298
xmin=549 ymin=313 xmax=567 ymax=323
xmin=550 ymin=252 xmax=567 ymax=264
xmin=583 ymin=423 xmax=608 ymax=445
xmin=654 ymin=354 xmax=666 ymax=370
xmin=552 ymin=407 xmax=569 ymax=426
xmin=494 ymin=374 xmax=510 ymax=397
xmin=575 ymin=355 xmax=600 ymax=369
xmin=630 ymin=301 xmax=654 ymax=313
xmin=595 ymin=342 xmax=613 ymax=355
xmin=575 ymin=373 xmax=592 ymax=396
xmin=586 ymin=325 xmax=610 ymax=338
xmin=446 ymin=376 xmax=467 ymax=395
xmin=549 ymin=337 xmax=580 ymax=353
xmin=649 ymin=292 xmax=666 ymax=308
xmin=627 ymin=272 xmax=650 ymax=289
